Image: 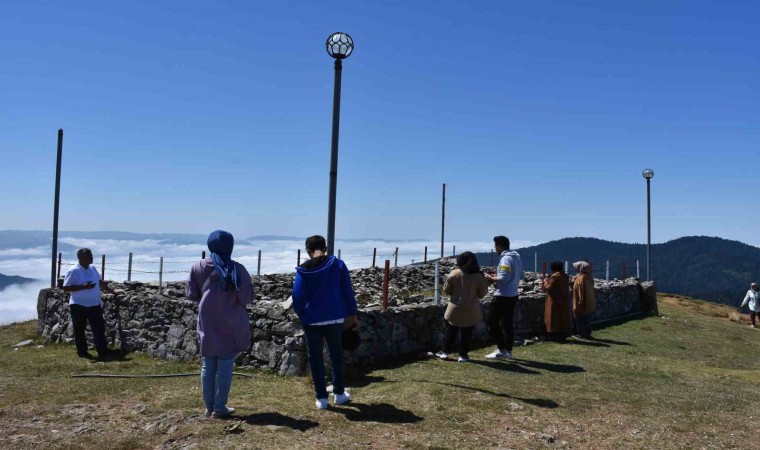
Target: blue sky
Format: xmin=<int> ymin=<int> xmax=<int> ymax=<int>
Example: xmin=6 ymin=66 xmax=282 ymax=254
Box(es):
xmin=1 ymin=0 xmax=758 ymax=247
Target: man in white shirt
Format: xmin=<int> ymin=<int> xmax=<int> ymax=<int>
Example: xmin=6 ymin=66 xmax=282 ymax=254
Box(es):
xmin=739 ymin=282 xmax=759 ymax=328
xmin=62 ymin=248 xmax=115 ymax=359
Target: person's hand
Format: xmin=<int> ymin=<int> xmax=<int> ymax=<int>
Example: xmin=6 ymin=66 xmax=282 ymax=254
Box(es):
xmin=346 ymin=316 xmax=360 ymax=331
xmin=83 ymin=281 xmax=96 ymax=290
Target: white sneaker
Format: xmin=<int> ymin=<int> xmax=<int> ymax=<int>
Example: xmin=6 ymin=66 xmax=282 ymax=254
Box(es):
xmin=457 ymin=356 xmax=470 ymax=363
xmin=332 ymin=391 xmax=351 ymax=405
xmin=485 ymin=349 xmax=510 ymax=359
xmin=315 ymin=398 xmax=328 ymax=409
xmin=211 ymin=406 xmax=235 ymax=418
xmin=435 ymin=351 xmax=448 ymax=360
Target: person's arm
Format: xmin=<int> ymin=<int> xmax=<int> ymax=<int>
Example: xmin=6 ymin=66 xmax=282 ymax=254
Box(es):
xmin=291 ymin=273 xmax=306 ymax=318
xmin=740 ymin=291 xmax=751 ymax=309
xmin=340 ymin=262 xmax=360 ymax=330
xmin=443 ymin=271 xmax=455 ymax=296
xmin=62 ymin=269 xmax=95 ymax=293
xmin=185 ymin=265 xmax=202 ymax=301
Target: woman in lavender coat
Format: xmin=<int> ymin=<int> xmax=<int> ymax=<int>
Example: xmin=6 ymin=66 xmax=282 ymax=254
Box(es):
xmin=186 ymin=230 xmax=253 ymax=418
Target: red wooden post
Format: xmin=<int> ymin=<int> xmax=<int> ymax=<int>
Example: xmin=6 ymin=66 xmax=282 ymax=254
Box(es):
xmin=372 ymin=248 xmax=377 ymax=267
xmin=297 ymin=249 xmax=301 ymax=266
xmin=101 ymin=255 xmax=106 ymax=280
xmin=382 ymin=260 xmax=390 ymax=309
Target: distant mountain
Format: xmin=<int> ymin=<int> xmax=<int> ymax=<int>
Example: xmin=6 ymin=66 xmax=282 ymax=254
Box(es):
xmin=0 ymin=273 xmax=36 ymax=290
xmin=475 ymin=236 xmax=760 ymax=307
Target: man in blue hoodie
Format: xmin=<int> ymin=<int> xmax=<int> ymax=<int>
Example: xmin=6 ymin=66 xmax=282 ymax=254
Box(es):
xmin=292 ymin=235 xmax=360 ymax=409
xmin=484 ymin=235 xmax=523 ymax=359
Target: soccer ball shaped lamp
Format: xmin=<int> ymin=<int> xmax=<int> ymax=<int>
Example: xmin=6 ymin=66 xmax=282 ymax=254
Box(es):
xmin=326 ymin=32 xmax=354 ymax=59
xmin=642 ymin=169 xmax=654 ymax=180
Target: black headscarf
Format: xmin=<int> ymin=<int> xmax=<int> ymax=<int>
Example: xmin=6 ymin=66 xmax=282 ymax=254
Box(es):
xmin=456 ymin=251 xmax=481 ymax=274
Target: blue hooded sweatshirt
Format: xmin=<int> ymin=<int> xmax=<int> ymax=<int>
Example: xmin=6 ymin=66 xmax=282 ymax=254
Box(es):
xmin=291 ymin=255 xmax=359 ymax=325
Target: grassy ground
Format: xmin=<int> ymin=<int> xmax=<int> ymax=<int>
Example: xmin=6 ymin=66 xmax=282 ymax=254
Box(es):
xmin=2 ymin=295 xmax=759 ymax=449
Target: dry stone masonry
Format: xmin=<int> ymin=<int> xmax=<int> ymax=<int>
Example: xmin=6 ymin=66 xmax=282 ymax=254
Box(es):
xmin=37 ymin=258 xmax=656 ymax=376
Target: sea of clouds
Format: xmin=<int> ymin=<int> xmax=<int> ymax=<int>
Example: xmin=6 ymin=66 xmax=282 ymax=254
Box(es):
xmin=0 ymin=235 xmax=534 ymax=325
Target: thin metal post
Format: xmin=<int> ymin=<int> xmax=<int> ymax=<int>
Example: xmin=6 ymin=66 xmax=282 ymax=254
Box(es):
xmin=326 ymin=58 xmax=343 ymax=256
xmin=606 ymin=260 xmax=610 ymax=285
xmin=257 ymin=250 xmax=262 ymax=276
xmin=452 ymin=245 xmax=455 ymax=257
xmin=338 ymin=249 xmax=341 ymax=259
xmin=382 ymin=260 xmax=390 ymax=309
xmin=127 ymin=252 xmax=133 ymax=282
xmin=158 ymin=257 xmax=164 ymax=291
xmin=56 ymin=253 xmax=62 ymax=282
xmin=637 ymin=259 xmax=640 ymax=279
xmin=424 ymin=246 xmax=427 ymax=263
xmin=372 ymin=248 xmax=376 ymax=267
xmin=51 ymin=129 xmax=63 ymax=288
xmin=534 ymin=252 xmax=538 ymax=272
xmin=434 ymin=261 xmax=440 ymax=305
xmin=440 ymin=183 xmax=446 ymax=258
xmin=646 ymin=177 xmax=652 ymax=281
xmin=394 ymin=247 xmax=398 ymax=268
xmin=101 ymin=255 xmax=106 ymax=280
xmin=565 ymin=261 xmax=569 ymax=274
xmin=297 ymin=249 xmax=301 ymax=266
xmin=202 ymin=251 xmax=206 ymax=259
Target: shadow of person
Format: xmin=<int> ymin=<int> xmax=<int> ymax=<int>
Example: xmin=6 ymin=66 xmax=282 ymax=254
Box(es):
xmin=243 ymin=412 xmax=319 ymax=431
xmin=346 ymin=373 xmax=387 ymax=388
xmin=414 ymin=381 xmax=560 ymax=409
xmin=331 ymin=402 xmax=423 ymax=424
xmin=511 ymin=358 xmax=585 ymax=373
xmin=469 ymin=360 xmax=541 ymax=375
xmin=563 ymin=339 xmax=610 ymax=348
xmin=586 ymin=337 xmax=633 ymax=346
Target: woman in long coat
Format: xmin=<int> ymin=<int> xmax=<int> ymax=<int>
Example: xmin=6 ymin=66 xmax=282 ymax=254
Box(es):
xmin=572 ymin=261 xmax=596 ymax=339
xmin=436 ymin=251 xmax=489 ymax=362
xmin=541 ymin=261 xmax=572 ymax=342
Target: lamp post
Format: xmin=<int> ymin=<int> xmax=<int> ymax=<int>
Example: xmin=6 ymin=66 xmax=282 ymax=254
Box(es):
xmin=51 ymin=129 xmax=63 ymax=288
xmin=642 ymin=169 xmax=654 ymax=281
xmin=325 ymin=32 xmax=354 ymax=256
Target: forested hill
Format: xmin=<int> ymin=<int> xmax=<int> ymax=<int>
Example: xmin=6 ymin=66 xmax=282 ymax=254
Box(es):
xmin=474 ymin=236 xmax=760 ymax=307
xmin=0 ymin=273 xmax=35 ymax=290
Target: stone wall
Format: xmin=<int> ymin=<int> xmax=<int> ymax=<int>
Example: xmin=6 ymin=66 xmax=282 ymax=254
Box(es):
xmin=37 ymin=259 xmax=656 ymax=376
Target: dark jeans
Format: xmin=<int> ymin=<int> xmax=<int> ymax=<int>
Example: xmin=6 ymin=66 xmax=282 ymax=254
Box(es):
xmin=487 ymin=296 xmax=517 ymax=351
xmin=303 ymin=323 xmax=344 ymax=400
xmin=69 ymin=304 xmax=108 ymax=357
xmin=751 ymin=311 xmax=758 ymax=326
xmin=442 ymin=322 xmax=474 ymax=357
xmin=575 ymin=313 xmax=593 ymax=338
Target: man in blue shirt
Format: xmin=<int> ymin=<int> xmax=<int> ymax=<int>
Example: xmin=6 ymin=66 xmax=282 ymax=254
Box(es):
xmin=62 ymin=248 xmax=115 ymax=360
xmin=484 ymin=236 xmax=523 ymax=359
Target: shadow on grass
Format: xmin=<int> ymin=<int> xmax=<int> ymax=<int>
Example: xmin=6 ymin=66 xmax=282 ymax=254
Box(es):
xmin=587 ymin=337 xmax=633 ymax=346
xmin=469 ymin=360 xmax=541 ymax=374
xmin=243 ymin=412 xmax=319 ymax=431
xmin=415 ymin=381 xmax=560 ymax=409
xmin=512 ymin=358 xmax=585 ymax=373
xmin=346 ymin=374 xmax=388 ymax=388
xmin=563 ymin=339 xmax=610 ymax=348
xmin=331 ymin=402 xmax=423 ymax=424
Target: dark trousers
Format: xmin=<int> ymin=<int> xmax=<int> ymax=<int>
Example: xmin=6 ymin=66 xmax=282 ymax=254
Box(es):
xmin=487 ymin=296 xmax=517 ymax=351
xmin=303 ymin=323 xmax=345 ymax=400
xmin=751 ymin=311 xmax=758 ymax=326
xmin=442 ymin=322 xmax=474 ymax=357
xmin=69 ymin=304 xmax=108 ymax=357
xmin=575 ymin=313 xmax=593 ymax=338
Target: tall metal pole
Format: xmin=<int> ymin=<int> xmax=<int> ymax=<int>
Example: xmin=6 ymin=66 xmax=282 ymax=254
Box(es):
xmin=50 ymin=129 xmax=63 ymax=288
xmin=646 ymin=177 xmax=651 ymax=281
xmin=326 ymin=58 xmax=343 ymax=256
xmin=440 ymin=183 xmax=446 ymax=258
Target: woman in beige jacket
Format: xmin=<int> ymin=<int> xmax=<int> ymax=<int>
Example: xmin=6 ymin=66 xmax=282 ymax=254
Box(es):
xmin=572 ymin=261 xmax=596 ymax=339
xmin=436 ymin=252 xmax=489 ymax=362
